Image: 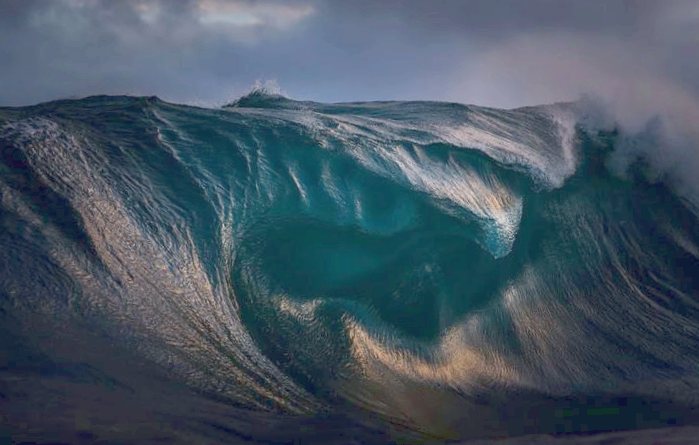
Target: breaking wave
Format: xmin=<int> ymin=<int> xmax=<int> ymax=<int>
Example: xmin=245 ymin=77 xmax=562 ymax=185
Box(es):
xmin=2 ymin=91 xmax=699 ymax=443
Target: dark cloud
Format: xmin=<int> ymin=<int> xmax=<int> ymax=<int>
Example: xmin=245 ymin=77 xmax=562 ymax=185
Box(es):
xmin=0 ymin=0 xmax=698 ymax=110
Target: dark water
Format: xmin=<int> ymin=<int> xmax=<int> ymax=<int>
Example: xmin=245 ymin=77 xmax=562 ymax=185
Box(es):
xmin=2 ymin=92 xmax=699 ymax=444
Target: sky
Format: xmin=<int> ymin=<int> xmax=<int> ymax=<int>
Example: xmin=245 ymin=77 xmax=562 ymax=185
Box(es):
xmin=1 ymin=0 xmax=699 ymax=110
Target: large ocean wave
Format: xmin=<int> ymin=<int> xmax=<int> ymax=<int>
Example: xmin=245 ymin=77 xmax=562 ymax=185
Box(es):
xmin=2 ymin=91 xmax=699 ymax=443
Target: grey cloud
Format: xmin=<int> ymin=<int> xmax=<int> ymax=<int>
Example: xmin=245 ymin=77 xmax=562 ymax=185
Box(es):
xmin=1 ymin=0 xmax=698 ymax=111
xmin=0 ymin=0 xmax=317 ymax=105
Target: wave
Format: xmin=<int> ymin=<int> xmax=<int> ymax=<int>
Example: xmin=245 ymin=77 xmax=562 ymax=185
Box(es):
xmin=2 ymin=92 xmax=699 ymax=443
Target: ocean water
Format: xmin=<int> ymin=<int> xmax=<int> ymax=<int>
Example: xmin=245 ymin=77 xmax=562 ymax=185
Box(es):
xmin=2 ymin=91 xmax=699 ymax=444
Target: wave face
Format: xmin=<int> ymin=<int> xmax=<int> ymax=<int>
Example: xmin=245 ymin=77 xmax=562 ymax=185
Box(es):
xmin=2 ymin=92 xmax=699 ymax=443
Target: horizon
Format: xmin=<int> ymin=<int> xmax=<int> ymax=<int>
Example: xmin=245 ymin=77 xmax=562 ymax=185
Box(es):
xmin=0 ymin=83 xmax=582 ymax=110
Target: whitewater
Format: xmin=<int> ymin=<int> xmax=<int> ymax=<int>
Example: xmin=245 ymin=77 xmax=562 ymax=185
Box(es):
xmin=1 ymin=90 xmax=699 ymax=444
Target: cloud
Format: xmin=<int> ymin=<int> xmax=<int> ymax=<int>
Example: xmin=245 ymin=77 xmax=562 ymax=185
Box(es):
xmin=0 ymin=0 xmax=318 ymax=105
xmin=454 ymin=31 xmax=699 ymax=117
xmin=24 ymin=0 xmax=315 ymax=42
xmin=0 ymin=0 xmax=698 ymax=113
xmin=195 ymin=0 xmax=314 ymax=30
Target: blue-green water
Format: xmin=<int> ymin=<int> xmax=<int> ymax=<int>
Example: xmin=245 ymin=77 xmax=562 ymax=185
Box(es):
xmin=2 ymin=92 xmax=699 ymax=443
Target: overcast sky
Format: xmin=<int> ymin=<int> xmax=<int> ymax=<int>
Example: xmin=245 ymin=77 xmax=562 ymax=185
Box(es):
xmin=1 ymin=0 xmax=699 ymax=109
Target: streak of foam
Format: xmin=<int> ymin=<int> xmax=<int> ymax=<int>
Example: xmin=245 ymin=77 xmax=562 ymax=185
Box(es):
xmin=277 ymin=295 xmax=322 ymax=323
xmin=341 ymin=220 xmax=699 ymax=418
xmin=344 ymin=314 xmax=521 ymax=392
xmin=241 ymin=101 xmax=579 ymax=189
xmin=233 ymin=102 xmax=578 ymax=256
xmin=356 ymin=144 xmax=523 ymax=257
xmin=2 ymin=117 xmax=318 ymax=414
xmin=436 ymin=106 xmax=578 ymax=188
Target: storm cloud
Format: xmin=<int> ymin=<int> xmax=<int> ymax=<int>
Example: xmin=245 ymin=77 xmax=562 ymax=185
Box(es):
xmin=1 ymin=0 xmax=698 ymax=111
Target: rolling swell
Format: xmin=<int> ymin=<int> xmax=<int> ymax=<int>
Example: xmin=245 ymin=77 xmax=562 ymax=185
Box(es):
xmin=1 ymin=93 xmax=699 ymax=443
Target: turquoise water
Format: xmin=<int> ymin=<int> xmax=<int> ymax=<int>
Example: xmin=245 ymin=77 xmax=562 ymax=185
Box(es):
xmin=2 ymin=92 xmax=699 ymax=443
